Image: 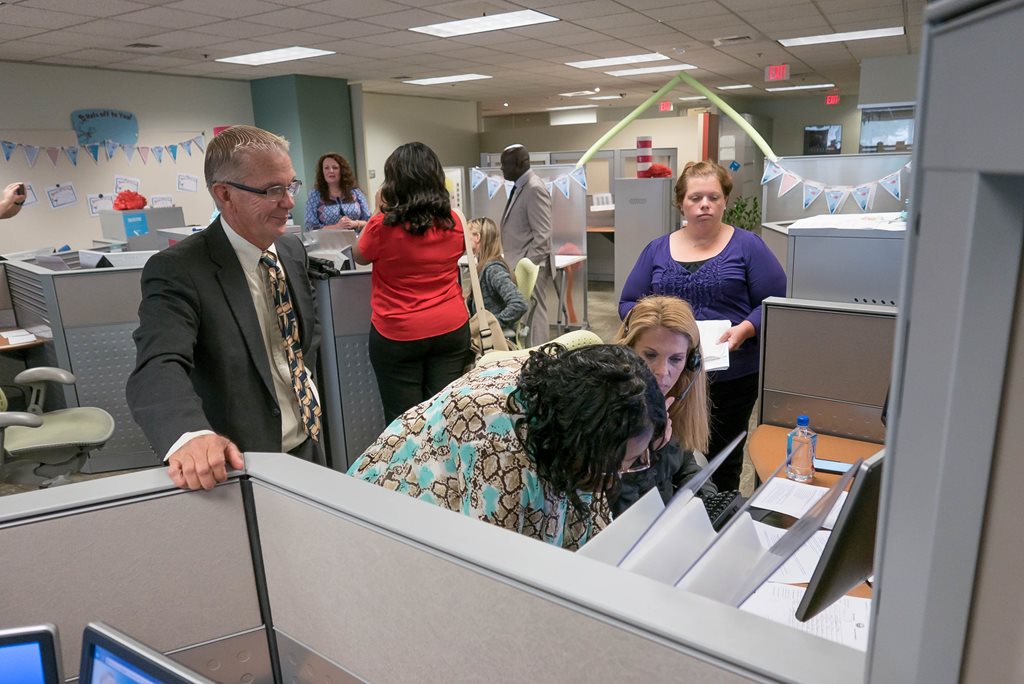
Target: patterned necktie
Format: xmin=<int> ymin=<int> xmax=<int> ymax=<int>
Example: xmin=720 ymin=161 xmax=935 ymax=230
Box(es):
xmin=260 ymin=250 xmax=322 ymax=442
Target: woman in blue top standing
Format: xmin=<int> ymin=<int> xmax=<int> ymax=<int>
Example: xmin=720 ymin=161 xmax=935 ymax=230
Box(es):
xmin=304 ymin=152 xmax=371 ymax=232
xmin=619 ymin=161 xmax=786 ymax=491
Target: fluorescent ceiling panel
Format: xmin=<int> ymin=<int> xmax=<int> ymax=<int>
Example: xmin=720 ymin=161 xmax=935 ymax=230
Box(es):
xmin=216 ymin=46 xmax=334 ymax=66
xmin=410 ymin=10 xmax=557 ymax=37
xmin=778 ymin=26 xmax=904 ymax=47
xmin=717 ymin=84 xmax=753 ymax=90
xmin=403 ymin=73 xmax=492 ymax=85
xmin=547 ymin=104 xmax=599 ymax=110
xmin=605 ymin=63 xmax=696 ymax=77
xmin=559 ymin=90 xmax=599 ymax=96
xmin=566 ymin=52 xmax=668 ymax=69
xmin=765 ymin=83 xmax=835 ymax=92
xmin=679 ymin=95 xmax=707 ymax=101
xmin=589 ymin=95 xmax=623 ymax=100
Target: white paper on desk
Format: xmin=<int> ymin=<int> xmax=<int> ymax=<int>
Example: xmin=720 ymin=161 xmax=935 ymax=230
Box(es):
xmin=100 ymin=250 xmax=157 ymax=268
xmin=78 ymin=249 xmax=106 ymax=268
xmin=754 ymin=522 xmax=831 ymax=584
xmin=740 ymin=582 xmax=871 ymax=651
xmin=1 ymin=329 xmax=31 ymax=339
xmin=752 ymin=477 xmax=848 ymax=530
xmin=697 ymin=320 xmax=731 ymax=371
xmin=3 ymin=334 xmax=36 ymax=345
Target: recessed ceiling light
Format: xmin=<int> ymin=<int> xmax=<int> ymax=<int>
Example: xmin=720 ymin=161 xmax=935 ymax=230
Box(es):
xmin=606 ymin=63 xmax=697 ymax=77
xmin=503 ymin=102 xmax=509 ymax=107
xmin=764 ymin=83 xmax=835 ymax=92
xmin=216 ymin=46 xmax=334 ymax=66
xmin=559 ymin=90 xmax=599 ymax=97
xmin=410 ymin=10 xmax=557 ymax=37
xmin=403 ymin=73 xmax=492 ymax=86
xmin=589 ymin=95 xmax=623 ymax=100
xmin=717 ymin=84 xmax=753 ymax=90
xmin=566 ymin=53 xmax=668 ymax=69
xmin=547 ymin=104 xmax=599 ymax=111
xmin=778 ymin=26 xmax=904 ymax=47
xmin=679 ymin=95 xmax=707 ymax=101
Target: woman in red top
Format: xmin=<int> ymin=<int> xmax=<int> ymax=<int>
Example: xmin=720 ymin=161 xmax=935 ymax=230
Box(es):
xmin=354 ymin=142 xmax=469 ymax=423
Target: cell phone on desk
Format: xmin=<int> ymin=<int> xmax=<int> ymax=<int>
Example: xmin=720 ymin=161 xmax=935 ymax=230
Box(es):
xmin=813 ymin=457 xmax=853 ymax=474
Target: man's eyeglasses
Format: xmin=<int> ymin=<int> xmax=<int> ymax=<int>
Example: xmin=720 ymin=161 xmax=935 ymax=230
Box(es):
xmin=618 ymin=448 xmax=652 ymax=476
xmin=217 ymin=179 xmax=302 ymax=201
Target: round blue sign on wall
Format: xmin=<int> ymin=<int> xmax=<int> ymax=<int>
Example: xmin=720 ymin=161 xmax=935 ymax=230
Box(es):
xmin=70 ymin=109 xmax=139 ymax=145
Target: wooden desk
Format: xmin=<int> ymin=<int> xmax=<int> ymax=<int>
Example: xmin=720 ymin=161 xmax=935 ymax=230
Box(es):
xmin=750 ymin=424 xmax=882 ymax=600
xmin=749 ymin=424 xmax=883 ymax=488
xmin=0 ymin=330 xmax=45 ymax=353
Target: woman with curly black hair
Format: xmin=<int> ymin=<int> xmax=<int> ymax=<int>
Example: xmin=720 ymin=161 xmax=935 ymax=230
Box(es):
xmin=353 ymin=142 xmax=469 ymax=422
xmin=348 ymin=343 xmax=666 ymax=550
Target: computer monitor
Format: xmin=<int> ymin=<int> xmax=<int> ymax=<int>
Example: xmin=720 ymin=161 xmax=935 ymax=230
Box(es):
xmin=78 ymin=623 xmax=215 ymax=684
xmin=0 ymin=624 xmax=62 ymax=684
xmin=796 ymin=449 xmax=885 ymax=621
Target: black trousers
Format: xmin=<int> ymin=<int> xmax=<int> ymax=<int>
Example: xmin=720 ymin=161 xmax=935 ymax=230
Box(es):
xmin=707 ymin=372 xmax=760 ymax=492
xmin=368 ymin=321 xmax=471 ymax=424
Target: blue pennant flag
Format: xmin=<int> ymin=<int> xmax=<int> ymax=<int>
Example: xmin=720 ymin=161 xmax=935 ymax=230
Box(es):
xmin=569 ymin=166 xmax=587 ymax=191
xmin=1 ymin=140 xmax=15 ymax=162
xmin=193 ymin=135 xmax=205 ymax=152
xmin=554 ymin=175 xmax=571 ymax=199
xmin=152 ymin=146 xmax=164 ymax=163
xmin=486 ymin=176 xmax=501 ymax=199
xmin=168 ymin=144 xmax=178 ymax=161
xmin=24 ymin=145 xmax=40 ymax=168
xmin=104 ymin=140 xmax=119 ymax=161
xmin=182 ymin=140 xmax=193 ymax=157
xmin=86 ymin=144 xmax=100 ymax=163
xmin=64 ymin=146 xmax=79 ymax=166
xmin=122 ymin=145 xmax=136 ymax=164
xmin=470 ymin=167 xmax=486 ymax=190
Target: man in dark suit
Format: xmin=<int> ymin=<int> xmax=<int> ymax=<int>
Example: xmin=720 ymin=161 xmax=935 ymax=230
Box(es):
xmin=499 ymin=144 xmax=553 ymax=345
xmin=127 ymin=125 xmax=321 ymax=491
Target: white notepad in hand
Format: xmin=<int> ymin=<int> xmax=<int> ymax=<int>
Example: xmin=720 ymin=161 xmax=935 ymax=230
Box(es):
xmin=697 ymin=320 xmax=731 ymax=371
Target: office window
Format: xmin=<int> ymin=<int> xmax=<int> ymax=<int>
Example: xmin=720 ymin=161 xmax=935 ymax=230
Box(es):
xmin=859 ymin=106 xmax=915 ymax=153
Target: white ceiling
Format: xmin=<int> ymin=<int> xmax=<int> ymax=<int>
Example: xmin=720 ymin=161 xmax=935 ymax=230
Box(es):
xmin=0 ymin=0 xmax=924 ymax=115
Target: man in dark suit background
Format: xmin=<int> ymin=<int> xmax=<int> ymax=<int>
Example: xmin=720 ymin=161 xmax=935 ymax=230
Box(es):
xmin=127 ymin=125 xmax=321 ymax=491
xmin=499 ymin=144 xmax=553 ymax=345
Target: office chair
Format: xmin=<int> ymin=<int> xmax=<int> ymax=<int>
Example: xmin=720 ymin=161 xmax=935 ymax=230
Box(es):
xmin=0 ymin=367 xmax=115 ymax=486
xmin=514 ymin=257 xmax=540 ymax=348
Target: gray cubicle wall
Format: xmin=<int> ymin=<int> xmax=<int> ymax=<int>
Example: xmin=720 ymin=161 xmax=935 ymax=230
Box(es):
xmin=3 ymin=259 xmax=157 ymax=470
xmin=758 ymin=297 xmax=895 ymax=443
xmin=786 ymin=226 xmax=905 ymax=306
xmin=316 ymin=270 xmax=385 ymax=471
xmin=470 ymin=165 xmax=589 ymax=331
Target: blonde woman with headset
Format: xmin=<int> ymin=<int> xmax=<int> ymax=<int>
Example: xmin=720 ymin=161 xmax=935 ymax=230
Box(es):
xmin=612 ymin=295 xmax=715 ymax=516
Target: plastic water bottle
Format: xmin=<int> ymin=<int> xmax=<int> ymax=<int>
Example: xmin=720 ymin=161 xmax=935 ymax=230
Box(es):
xmin=786 ymin=415 xmax=817 ymax=482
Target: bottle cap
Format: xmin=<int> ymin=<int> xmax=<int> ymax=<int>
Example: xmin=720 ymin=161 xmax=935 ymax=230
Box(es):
xmin=797 ymin=414 xmax=809 ymax=426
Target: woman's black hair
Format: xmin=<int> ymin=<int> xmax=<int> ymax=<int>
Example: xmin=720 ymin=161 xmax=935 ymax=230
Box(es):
xmin=508 ymin=343 xmax=667 ymax=512
xmin=380 ymin=141 xmax=455 ymax=235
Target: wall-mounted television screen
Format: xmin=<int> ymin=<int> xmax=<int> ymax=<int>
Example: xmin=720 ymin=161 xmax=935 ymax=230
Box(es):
xmin=803 ymin=124 xmax=842 ymax=155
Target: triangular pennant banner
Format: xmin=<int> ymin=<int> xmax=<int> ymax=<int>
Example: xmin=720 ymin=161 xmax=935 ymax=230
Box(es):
xmin=86 ymin=144 xmax=100 ymax=163
xmin=760 ymin=160 xmax=785 ymax=185
xmin=486 ymin=176 xmax=501 ymax=199
xmin=470 ymin=167 xmax=486 ymax=190
xmin=503 ymin=180 xmax=514 ymax=198
xmin=168 ymin=144 xmax=178 ymax=161
xmin=104 ymin=141 xmax=119 ymax=161
xmin=193 ymin=135 xmax=205 ymax=152
xmin=138 ymin=146 xmax=150 ymax=164
xmin=777 ymin=172 xmax=801 ymax=197
xmin=879 ymin=170 xmax=901 ymax=201
xmin=851 ymin=184 xmax=875 ymax=212
xmin=45 ymin=147 xmax=61 ymax=166
xmin=569 ymin=167 xmax=587 ymax=191
xmin=802 ymin=181 xmax=824 ymax=209
xmin=554 ymin=175 xmax=571 ymax=199
xmin=152 ymin=146 xmax=164 ymax=163
xmin=824 ymin=188 xmax=849 ymax=214
xmin=904 ymin=161 xmax=912 ymax=171
xmin=122 ymin=144 xmax=136 ymax=164
xmin=545 ymin=181 xmax=554 ymax=196
xmin=1 ymin=140 xmax=15 ymax=162
xmin=24 ymin=145 xmax=40 ymax=168
xmin=182 ymin=140 xmax=193 ymax=157
xmin=64 ymin=146 xmax=79 ymax=167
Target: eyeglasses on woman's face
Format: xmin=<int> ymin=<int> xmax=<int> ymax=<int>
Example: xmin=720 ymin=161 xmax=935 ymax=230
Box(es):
xmin=618 ymin=446 xmax=652 ymax=476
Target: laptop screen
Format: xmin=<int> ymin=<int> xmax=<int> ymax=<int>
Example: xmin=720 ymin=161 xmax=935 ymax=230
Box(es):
xmin=0 ymin=625 xmax=61 ymax=684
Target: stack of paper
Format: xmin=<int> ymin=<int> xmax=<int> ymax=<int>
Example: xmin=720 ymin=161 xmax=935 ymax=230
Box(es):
xmin=1 ymin=329 xmax=37 ymax=345
xmin=740 ymin=583 xmax=871 ymax=651
xmin=696 ymin=319 xmax=731 ymax=371
xmin=752 ymin=478 xmax=849 ymax=530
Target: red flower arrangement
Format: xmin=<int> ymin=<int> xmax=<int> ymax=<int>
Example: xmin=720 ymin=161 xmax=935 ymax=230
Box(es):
xmin=637 ymin=163 xmax=674 ymax=178
xmin=113 ymin=190 xmax=147 ymax=210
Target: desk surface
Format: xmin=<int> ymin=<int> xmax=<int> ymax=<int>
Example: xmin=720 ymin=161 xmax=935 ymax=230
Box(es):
xmin=0 ymin=329 xmax=45 ymax=352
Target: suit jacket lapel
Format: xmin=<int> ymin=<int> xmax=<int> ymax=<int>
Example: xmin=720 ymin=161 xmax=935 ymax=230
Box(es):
xmin=205 ymin=220 xmax=276 ymax=399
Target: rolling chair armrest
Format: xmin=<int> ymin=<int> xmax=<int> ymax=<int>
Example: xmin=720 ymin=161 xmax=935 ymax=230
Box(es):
xmin=15 ymin=367 xmax=76 ymax=386
xmin=0 ymin=412 xmax=44 ymax=430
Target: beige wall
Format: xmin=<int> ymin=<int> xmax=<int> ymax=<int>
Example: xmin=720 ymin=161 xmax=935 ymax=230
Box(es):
xmin=727 ymin=94 xmax=863 ymax=157
xmin=478 ymin=111 xmax=703 ymax=165
xmin=0 ymin=62 xmax=253 ymax=253
xmin=359 ymin=92 xmax=480 ymax=202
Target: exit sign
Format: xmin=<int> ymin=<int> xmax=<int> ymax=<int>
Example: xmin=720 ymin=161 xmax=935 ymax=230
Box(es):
xmin=659 ymin=100 xmax=674 ymax=112
xmin=826 ymin=89 xmax=840 ymax=105
xmin=765 ymin=64 xmax=790 ymax=81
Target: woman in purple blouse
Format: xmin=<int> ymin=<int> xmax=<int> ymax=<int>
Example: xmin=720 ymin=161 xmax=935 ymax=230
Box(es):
xmin=619 ymin=161 xmax=786 ymax=491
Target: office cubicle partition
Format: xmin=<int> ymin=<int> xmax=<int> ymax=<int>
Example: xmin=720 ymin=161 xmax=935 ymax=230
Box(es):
xmin=758 ymin=297 xmax=895 ymax=443
xmin=0 ymin=454 xmax=865 ymax=683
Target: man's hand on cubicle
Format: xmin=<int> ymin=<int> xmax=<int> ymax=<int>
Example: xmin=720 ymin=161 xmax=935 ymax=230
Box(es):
xmin=167 ymin=434 xmax=245 ymax=491
xmin=718 ymin=320 xmax=756 ymax=352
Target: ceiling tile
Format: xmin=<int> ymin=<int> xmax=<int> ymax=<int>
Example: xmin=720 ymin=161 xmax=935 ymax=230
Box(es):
xmin=301 ymin=0 xmax=409 ymax=18
xmin=0 ymin=4 xmax=91 ymax=29
xmin=189 ymin=20 xmax=282 ymax=39
xmin=243 ymin=7 xmax=338 ymax=29
xmin=164 ymin=0 xmax=283 ymax=18
xmin=21 ymin=0 xmax=153 ymax=17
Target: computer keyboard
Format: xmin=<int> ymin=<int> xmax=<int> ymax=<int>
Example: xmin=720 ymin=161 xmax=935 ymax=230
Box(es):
xmin=702 ymin=490 xmax=745 ymax=531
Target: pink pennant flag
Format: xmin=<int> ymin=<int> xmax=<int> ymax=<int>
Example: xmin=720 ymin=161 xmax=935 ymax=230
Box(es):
xmin=45 ymin=147 xmax=61 ymax=166
xmin=777 ymin=172 xmax=801 ymax=197
xmin=137 ymin=146 xmax=150 ymax=164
